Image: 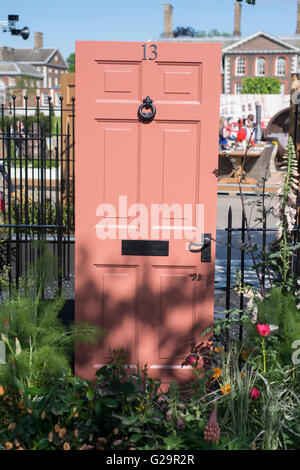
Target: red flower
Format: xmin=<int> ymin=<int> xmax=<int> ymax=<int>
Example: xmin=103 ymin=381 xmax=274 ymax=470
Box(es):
xmin=187 ymin=355 xmax=197 ymax=365
xmin=250 ymin=387 xmax=260 ymax=399
xmin=256 ymin=324 xmax=270 ymax=337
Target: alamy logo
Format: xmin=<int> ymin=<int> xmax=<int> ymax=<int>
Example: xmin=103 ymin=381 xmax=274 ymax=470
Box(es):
xmin=94 ymin=196 xmax=205 ymax=249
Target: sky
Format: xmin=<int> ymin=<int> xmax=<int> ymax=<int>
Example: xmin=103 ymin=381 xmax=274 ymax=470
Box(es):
xmin=0 ymin=0 xmax=299 ymax=61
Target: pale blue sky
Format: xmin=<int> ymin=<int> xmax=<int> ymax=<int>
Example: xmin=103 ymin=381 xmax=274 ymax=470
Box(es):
xmin=0 ymin=0 xmax=298 ymax=61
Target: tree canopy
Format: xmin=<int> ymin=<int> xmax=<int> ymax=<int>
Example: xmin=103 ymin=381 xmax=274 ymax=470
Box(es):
xmin=173 ymin=27 xmax=232 ymax=38
xmin=67 ymin=53 xmax=75 ymax=73
xmin=241 ymin=77 xmax=281 ymax=94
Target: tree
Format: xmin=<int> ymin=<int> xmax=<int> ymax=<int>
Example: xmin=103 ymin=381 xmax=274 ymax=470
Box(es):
xmin=173 ymin=26 xmax=198 ymax=38
xmin=66 ymin=53 xmax=75 ymax=73
xmin=241 ymin=77 xmax=281 ymax=94
xmin=173 ymin=27 xmax=231 ymax=38
xmin=197 ymin=29 xmax=232 ymax=38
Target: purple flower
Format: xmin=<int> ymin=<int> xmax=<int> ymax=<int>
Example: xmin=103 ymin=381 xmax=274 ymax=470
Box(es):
xmin=177 ymin=418 xmax=185 ymax=429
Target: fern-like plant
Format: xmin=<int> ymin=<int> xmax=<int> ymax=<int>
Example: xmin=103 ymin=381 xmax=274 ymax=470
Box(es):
xmin=0 ymin=247 xmax=103 ymax=392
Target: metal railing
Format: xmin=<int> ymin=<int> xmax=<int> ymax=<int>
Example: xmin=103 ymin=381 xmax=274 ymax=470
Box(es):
xmin=0 ymin=95 xmax=75 ymax=292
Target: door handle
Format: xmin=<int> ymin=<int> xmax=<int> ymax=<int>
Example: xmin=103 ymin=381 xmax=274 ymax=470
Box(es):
xmin=138 ymin=96 xmax=156 ymax=123
xmin=187 ymin=234 xmax=211 ymax=262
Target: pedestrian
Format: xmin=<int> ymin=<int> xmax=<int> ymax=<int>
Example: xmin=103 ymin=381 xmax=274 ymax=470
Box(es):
xmin=219 ymin=117 xmax=229 ymax=150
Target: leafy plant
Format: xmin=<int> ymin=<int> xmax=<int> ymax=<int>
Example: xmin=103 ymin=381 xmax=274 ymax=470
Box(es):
xmin=241 ymin=77 xmax=281 ymax=94
xmin=0 ymin=247 xmax=102 ymax=392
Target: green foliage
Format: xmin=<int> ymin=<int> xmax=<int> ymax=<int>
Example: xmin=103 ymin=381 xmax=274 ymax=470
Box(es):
xmin=241 ymin=77 xmax=281 ymax=95
xmin=16 ymin=74 xmax=38 ymax=91
xmin=173 ymin=26 xmax=231 ymax=38
xmin=241 ymin=77 xmax=281 ymax=94
xmin=248 ymin=287 xmax=300 ymax=366
xmin=9 ymin=193 xmax=74 ymax=233
xmin=0 ymin=112 xmax=54 ymax=135
xmin=0 ymin=247 xmax=102 ymax=392
xmin=0 ymin=345 xmax=299 ymax=450
xmin=67 ymin=53 xmax=75 ymax=73
xmin=197 ymin=29 xmax=232 ymax=38
xmin=267 ymin=138 xmax=299 ymax=289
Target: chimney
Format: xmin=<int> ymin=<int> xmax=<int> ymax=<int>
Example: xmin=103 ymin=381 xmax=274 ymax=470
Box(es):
xmin=297 ymin=1 xmax=300 ymax=34
xmin=233 ymin=1 xmax=241 ymax=37
xmin=163 ymin=4 xmax=174 ymax=38
xmin=34 ymin=32 xmax=43 ymax=50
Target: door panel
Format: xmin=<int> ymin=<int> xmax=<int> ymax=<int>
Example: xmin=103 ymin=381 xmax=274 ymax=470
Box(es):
xmin=156 ymin=63 xmax=201 ymax=102
xmin=96 ymin=121 xmax=139 ymax=208
xmin=157 ymin=266 xmax=196 ymax=360
xmin=75 ymin=41 xmax=221 ymax=383
xmin=97 ymin=264 xmax=138 ymax=361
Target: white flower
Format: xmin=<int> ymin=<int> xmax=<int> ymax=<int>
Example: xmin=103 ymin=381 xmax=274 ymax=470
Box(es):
xmin=284 ymin=206 xmax=296 ymax=232
xmin=277 ymin=225 xmax=283 ymax=240
xmin=287 ymin=192 xmax=297 ymax=206
xmin=251 ymin=306 xmax=258 ymax=323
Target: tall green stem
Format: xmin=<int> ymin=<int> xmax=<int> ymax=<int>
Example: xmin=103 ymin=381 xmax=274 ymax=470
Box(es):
xmin=262 ymin=338 xmax=266 ymax=374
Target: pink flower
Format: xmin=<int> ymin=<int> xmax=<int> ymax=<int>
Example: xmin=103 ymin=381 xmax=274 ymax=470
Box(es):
xmin=250 ymin=387 xmax=260 ymax=399
xmin=256 ymin=324 xmax=270 ymax=337
xmin=177 ymin=418 xmax=185 ymax=430
xmin=0 ymin=191 xmax=4 ymax=214
xmin=187 ymin=355 xmax=197 ymax=365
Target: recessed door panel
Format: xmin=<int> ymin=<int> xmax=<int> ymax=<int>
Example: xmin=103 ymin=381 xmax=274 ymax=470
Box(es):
xmin=96 ymin=265 xmax=138 ymax=362
xmin=96 ymin=122 xmax=139 ymax=209
xmin=157 ymin=267 xmax=196 ymax=359
xmin=156 ymin=63 xmax=202 ymax=102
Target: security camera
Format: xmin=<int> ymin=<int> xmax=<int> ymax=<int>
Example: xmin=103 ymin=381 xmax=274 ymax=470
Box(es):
xmin=0 ymin=14 xmax=30 ymax=40
xmin=8 ymin=15 xmax=19 ymax=22
xmin=11 ymin=26 xmax=30 ymax=40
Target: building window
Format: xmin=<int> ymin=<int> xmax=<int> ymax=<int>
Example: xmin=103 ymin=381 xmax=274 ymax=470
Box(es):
xmin=276 ymin=57 xmax=286 ymax=76
xmin=41 ymin=92 xmax=50 ymax=106
xmin=9 ymin=77 xmax=15 ymax=86
xmin=235 ymin=83 xmax=243 ymax=94
xmin=280 ymin=83 xmax=285 ymax=94
xmin=256 ymin=57 xmax=266 ymax=76
xmin=235 ymin=56 xmax=246 ymax=76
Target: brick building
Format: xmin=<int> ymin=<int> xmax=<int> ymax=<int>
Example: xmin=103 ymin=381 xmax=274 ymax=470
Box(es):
xmin=0 ymin=31 xmax=67 ymax=107
xmin=160 ymin=1 xmax=300 ymax=95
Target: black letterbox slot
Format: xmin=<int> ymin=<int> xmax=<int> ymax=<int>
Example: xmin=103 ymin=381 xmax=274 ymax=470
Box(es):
xmin=122 ymin=240 xmax=169 ymax=256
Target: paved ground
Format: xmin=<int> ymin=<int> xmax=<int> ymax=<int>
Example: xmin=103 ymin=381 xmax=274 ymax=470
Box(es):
xmin=214 ymin=192 xmax=278 ymax=315
xmin=216 ymin=194 xmax=278 ymax=283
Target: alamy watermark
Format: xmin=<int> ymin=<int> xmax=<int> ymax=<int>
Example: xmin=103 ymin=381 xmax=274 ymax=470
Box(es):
xmin=94 ymin=196 xmax=205 ymax=249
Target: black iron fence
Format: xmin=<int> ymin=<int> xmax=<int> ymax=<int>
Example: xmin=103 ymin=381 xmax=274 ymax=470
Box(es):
xmin=0 ymin=95 xmax=75 ymax=292
xmin=223 ymin=202 xmax=300 ymax=340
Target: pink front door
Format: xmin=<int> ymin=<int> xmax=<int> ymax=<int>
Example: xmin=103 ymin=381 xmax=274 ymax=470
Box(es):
xmin=75 ymin=41 xmax=221 ymax=383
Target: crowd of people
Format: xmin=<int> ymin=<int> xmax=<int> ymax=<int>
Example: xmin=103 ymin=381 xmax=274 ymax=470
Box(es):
xmin=219 ymin=114 xmax=256 ymax=151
